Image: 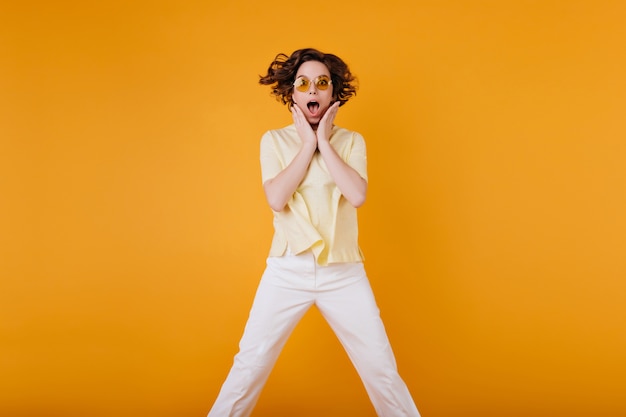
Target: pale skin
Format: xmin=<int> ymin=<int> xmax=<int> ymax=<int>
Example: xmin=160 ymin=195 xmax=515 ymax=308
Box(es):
xmin=263 ymin=60 xmax=367 ymax=212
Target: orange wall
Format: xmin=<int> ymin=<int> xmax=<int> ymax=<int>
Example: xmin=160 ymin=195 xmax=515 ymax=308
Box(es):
xmin=2 ymin=1 xmax=625 ymax=416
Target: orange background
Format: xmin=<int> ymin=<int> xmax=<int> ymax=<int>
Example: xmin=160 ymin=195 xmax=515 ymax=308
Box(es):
xmin=2 ymin=1 xmax=625 ymax=416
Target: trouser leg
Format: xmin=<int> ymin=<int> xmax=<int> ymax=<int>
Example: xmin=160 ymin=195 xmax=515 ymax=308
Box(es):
xmin=208 ymin=262 xmax=314 ymax=417
xmin=315 ymin=265 xmax=421 ymax=417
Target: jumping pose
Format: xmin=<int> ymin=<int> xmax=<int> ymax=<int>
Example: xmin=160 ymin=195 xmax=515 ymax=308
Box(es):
xmin=207 ymin=48 xmax=421 ymax=417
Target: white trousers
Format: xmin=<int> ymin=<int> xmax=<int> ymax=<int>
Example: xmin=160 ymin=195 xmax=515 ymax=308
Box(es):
xmin=208 ymin=251 xmax=421 ymax=417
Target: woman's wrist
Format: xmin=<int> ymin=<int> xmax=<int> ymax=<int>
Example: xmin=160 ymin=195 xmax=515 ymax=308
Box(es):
xmin=301 ymin=140 xmax=318 ymax=153
xmin=316 ymin=137 xmax=331 ymax=152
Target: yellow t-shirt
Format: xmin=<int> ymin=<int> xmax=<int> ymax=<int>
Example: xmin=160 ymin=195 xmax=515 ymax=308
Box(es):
xmin=260 ymin=124 xmax=368 ymax=266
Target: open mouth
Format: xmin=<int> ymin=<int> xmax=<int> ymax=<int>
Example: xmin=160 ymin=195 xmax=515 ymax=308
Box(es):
xmin=307 ymin=101 xmax=320 ymax=114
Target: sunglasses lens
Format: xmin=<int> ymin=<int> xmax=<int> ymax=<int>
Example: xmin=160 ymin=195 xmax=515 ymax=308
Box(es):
xmin=316 ymin=76 xmax=330 ymax=90
xmin=294 ymin=77 xmax=310 ymax=92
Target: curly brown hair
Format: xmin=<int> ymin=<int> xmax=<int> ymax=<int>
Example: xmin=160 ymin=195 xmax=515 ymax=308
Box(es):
xmin=259 ymin=48 xmax=358 ymax=108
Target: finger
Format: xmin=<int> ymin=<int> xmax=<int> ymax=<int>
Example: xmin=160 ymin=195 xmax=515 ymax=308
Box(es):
xmin=294 ymin=104 xmax=307 ymax=121
xmin=291 ymin=105 xmax=304 ymax=123
xmin=328 ymin=101 xmax=340 ymax=115
xmin=322 ymin=103 xmax=339 ymax=124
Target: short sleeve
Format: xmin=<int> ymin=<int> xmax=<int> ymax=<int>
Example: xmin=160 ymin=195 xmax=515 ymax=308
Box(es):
xmin=260 ymin=131 xmax=282 ymax=184
xmin=348 ymin=132 xmax=368 ymax=182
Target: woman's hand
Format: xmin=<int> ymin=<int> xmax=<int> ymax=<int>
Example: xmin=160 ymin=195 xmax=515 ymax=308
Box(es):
xmin=291 ymin=104 xmax=318 ymax=150
xmin=316 ymin=101 xmax=340 ymax=144
xmin=315 ymin=101 xmax=367 ymax=208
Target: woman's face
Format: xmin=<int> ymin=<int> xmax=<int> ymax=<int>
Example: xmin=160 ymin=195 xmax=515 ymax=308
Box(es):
xmin=292 ymin=60 xmax=334 ymax=126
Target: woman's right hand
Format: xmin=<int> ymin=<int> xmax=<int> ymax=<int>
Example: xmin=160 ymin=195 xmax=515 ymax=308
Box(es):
xmin=264 ymin=105 xmax=318 ymax=212
xmin=291 ymin=104 xmax=318 ymax=150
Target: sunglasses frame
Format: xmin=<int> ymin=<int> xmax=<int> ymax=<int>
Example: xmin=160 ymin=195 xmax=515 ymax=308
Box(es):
xmin=293 ymin=75 xmax=332 ymax=93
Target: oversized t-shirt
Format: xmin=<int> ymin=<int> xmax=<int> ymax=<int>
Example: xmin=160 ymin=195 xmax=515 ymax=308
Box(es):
xmin=260 ymin=124 xmax=368 ymax=266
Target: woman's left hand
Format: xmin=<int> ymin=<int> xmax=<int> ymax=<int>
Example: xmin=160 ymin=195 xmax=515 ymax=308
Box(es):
xmin=291 ymin=104 xmax=318 ymax=149
xmin=316 ymin=101 xmax=340 ymax=144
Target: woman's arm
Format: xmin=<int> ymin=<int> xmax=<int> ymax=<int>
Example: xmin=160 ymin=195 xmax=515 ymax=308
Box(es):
xmin=262 ymin=106 xmax=318 ymax=212
xmin=263 ymin=143 xmax=316 ymax=212
xmin=317 ymin=140 xmax=367 ymax=208
xmin=315 ymin=102 xmax=368 ymax=208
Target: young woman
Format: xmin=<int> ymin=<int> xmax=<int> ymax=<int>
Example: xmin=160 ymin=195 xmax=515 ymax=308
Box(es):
xmin=207 ymin=48 xmax=421 ymax=417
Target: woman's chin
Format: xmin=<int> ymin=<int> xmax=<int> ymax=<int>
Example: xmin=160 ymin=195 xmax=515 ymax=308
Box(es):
xmin=306 ymin=110 xmax=326 ymax=125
